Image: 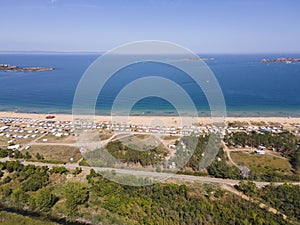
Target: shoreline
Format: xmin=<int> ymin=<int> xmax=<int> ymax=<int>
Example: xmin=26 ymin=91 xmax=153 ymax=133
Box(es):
xmin=0 ymin=111 xmax=299 ymax=127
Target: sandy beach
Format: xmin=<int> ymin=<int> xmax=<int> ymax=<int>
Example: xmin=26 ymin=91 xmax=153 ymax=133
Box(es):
xmin=0 ymin=111 xmax=299 ymax=127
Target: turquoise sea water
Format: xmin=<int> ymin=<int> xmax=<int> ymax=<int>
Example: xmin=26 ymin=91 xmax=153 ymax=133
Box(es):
xmin=0 ymin=54 xmax=299 ymax=117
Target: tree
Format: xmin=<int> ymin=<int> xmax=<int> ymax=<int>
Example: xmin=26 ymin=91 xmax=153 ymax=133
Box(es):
xmin=22 ymin=171 xmax=49 ymax=192
xmin=24 ymin=151 xmax=32 ymax=159
xmin=259 ymin=184 xmax=300 ymax=219
xmin=11 ymin=188 xmax=28 ymax=207
xmin=207 ymin=160 xmax=241 ymax=179
xmin=4 ymin=160 xmax=23 ymax=173
xmin=291 ymin=149 xmax=300 ymax=173
xmin=34 ymin=188 xmax=57 ymax=212
xmin=64 ymin=182 xmax=89 ymax=216
xmin=0 ymin=148 xmax=8 ymax=158
xmin=236 ymin=181 xmax=257 ymax=197
xmin=50 ymin=166 xmax=69 ymax=174
xmin=35 ymin=153 xmax=44 ymax=160
xmin=0 ymin=186 xmax=12 ymax=198
xmin=14 ymin=150 xmax=23 ymax=159
xmin=72 ymin=167 xmax=82 ymax=176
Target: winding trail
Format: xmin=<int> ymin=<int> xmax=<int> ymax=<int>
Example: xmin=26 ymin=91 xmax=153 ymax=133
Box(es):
xmin=222 ymin=185 xmax=290 ymax=222
xmin=222 ymin=141 xmax=240 ymax=168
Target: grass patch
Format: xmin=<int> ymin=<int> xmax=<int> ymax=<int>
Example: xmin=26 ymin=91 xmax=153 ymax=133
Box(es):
xmin=99 ymin=131 xmax=114 ymax=140
xmin=0 ymin=211 xmax=58 ymax=225
xmin=118 ymin=134 xmax=163 ymax=149
xmin=231 ymin=151 xmax=292 ymax=173
xmin=26 ymin=145 xmax=82 ymax=163
xmin=227 ymin=121 xmax=249 ymax=127
xmin=160 ymin=135 xmax=181 ymax=140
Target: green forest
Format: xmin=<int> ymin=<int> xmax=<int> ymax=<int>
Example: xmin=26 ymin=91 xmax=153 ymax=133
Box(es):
xmin=0 ymin=160 xmax=299 ymax=224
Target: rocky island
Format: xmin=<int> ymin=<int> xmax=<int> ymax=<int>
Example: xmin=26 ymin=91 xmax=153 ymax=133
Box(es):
xmin=183 ymin=57 xmax=214 ymax=61
xmin=0 ymin=63 xmax=54 ymax=72
xmin=261 ymin=57 xmax=300 ymax=64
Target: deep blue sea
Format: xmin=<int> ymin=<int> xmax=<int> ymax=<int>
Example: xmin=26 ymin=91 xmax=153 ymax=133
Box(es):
xmin=0 ymin=54 xmax=299 ymax=117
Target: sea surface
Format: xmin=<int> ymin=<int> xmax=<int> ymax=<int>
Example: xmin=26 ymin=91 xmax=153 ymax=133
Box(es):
xmin=0 ymin=53 xmax=299 ymax=117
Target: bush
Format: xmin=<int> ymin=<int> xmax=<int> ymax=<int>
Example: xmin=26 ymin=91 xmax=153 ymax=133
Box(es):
xmin=34 ymin=188 xmax=57 ymax=212
xmin=64 ymin=182 xmax=89 ymax=216
xmin=207 ymin=160 xmax=241 ymax=179
xmin=50 ymin=166 xmax=69 ymax=174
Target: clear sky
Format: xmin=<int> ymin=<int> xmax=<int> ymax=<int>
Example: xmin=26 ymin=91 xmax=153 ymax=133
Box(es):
xmin=1 ymin=0 xmax=300 ymax=53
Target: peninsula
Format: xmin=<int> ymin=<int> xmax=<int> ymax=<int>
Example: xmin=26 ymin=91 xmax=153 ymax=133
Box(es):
xmin=0 ymin=63 xmax=54 ymax=72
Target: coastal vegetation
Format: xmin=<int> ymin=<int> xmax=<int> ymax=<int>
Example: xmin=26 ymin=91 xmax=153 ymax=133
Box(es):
xmin=236 ymin=181 xmax=300 ymax=223
xmin=224 ymin=131 xmax=300 ymax=173
xmin=0 ymin=131 xmax=299 ymax=223
xmin=0 ymin=148 xmax=32 ymax=160
xmin=173 ymin=135 xmax=241 ymax=179
xmin=230 ymin=151 xmax=296 ymax=181
xmin=0 ymin=160 xmax=296 ymax=224
xmin=83 ymin=140 xmax=167 ymax=167
xmin=0 ymin=211 xmax=58 ymax=225
xmin=79 ymin=132 xmax=300 ymax=181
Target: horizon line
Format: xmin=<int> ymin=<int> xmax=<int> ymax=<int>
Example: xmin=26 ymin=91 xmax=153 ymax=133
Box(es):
xmin=1 ymin=50 xmax=300 ymax=55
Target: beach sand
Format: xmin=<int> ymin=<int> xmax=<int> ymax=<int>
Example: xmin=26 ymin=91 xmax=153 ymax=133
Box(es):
xmin=0 ymin=111 xmax=299 ymax=127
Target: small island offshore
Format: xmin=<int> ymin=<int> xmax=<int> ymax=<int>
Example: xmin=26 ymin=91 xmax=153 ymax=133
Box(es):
xmin=261 ymin=57 xmax=300 ymax=64
xmin=0 ymin=63 xmax=53 ymax=72
xmin=183 ymin=57 xmax=214 ymax=61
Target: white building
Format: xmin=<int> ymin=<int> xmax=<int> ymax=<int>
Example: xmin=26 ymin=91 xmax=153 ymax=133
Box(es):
xmin=7 ymin=144 xmax=20 ymax=150
xmin=255 ymin=149 xmax=265 ymax=155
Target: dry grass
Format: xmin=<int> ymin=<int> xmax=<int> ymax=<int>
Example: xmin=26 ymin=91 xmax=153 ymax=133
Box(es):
xmin=99 ymin=131 xmax=114 ymax=140
xmin=118 ymin=134 xmax=163 ymax=149
xmin=159 ymin=135 xmax=181 ymax=140
xmin=249 ymin=121 xmax=267 ymax=126
xmin=230 ymin=151 xmax=292 ymax=173
xmin=228 ymin=121 xmax=249 ymax=126
xmin=26 ymin=145 xmax=82 ymax=163
xmin=36 ymin=134 xmax=75 ymax=144
xmin=0 ymin=211 xmax=58 ymax=225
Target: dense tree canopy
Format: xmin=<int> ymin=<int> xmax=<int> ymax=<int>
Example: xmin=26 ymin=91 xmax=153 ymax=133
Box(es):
xmin=64 ymin=182 xmax=89 ymax=217
xmin=32 ymin=188 xmax=57 ymax=212
xmin=0 ymin=160 xmax=297 ymax=224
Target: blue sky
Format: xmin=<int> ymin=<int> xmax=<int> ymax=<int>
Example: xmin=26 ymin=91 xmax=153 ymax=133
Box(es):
xmin=0 ymin=0 xmax=300 ymax=53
